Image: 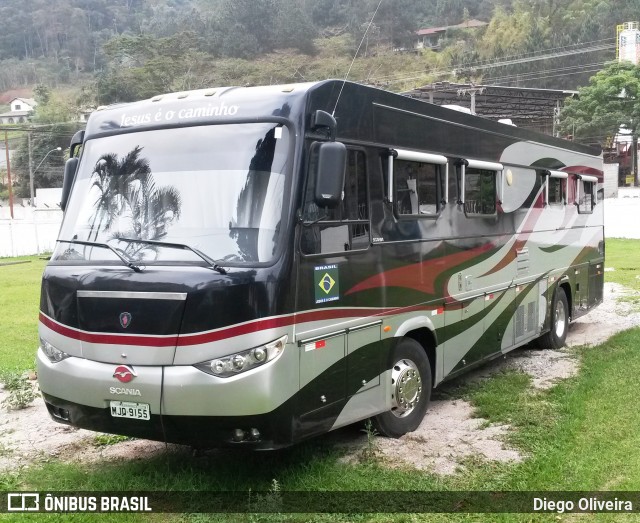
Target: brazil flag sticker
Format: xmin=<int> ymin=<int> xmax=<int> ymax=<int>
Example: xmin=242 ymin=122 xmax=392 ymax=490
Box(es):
xmin=314 ymin=264 xmax=340 ymax=304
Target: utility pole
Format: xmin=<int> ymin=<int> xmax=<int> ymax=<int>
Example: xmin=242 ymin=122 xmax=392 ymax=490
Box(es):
xmin=28 ymin=131 xmax=35 ymax=206
xmin=457 ymin=86 xmax=485 ymax=115
xmin=4 ymin=130 xmax=13 ymax=219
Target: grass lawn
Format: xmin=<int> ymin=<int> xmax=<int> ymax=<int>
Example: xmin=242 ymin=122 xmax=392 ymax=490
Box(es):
xmin=1 ymin=241 xmax=639 ymax=522
xmin=0 ymin=255 xmax=48 ymax=375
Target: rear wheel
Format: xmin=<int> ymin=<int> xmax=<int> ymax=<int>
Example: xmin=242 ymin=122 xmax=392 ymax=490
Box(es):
xmin=539 ymin=287 xmax=569 ymax=350
xmin=373 ymin=337 xmax=432 ymax=438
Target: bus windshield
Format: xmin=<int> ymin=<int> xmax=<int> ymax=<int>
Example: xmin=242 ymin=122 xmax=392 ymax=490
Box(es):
xmin=54 ymin=123 xmax=290 ymax=266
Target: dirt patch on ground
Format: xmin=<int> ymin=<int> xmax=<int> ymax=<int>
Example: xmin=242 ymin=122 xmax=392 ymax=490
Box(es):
xmin=2 ymin=282 xmax=640 ymax=475
xmin=0 ymin=386 xmax=180 ymax=473
xmin=565 ymin=282 xmax=640 ymax=348
xmin=340 ymin=400 xmax=521 ymax=475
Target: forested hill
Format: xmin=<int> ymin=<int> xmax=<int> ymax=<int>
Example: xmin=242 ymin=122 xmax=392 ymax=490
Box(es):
xmin=0 ymin=0 xmax=639 ymax=104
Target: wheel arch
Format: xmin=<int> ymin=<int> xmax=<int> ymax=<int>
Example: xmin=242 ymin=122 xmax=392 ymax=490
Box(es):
xmin=558 ymin=280 xmax=572 ymax=321
xmin=395 ymin=317 xmax=437 ymax=388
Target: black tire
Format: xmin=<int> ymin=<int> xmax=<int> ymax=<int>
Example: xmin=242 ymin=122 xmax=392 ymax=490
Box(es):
xmin=538 ymin=287 xmax=569 ymax=350
xmin=373 ymin=337 xmax=432 ymax=438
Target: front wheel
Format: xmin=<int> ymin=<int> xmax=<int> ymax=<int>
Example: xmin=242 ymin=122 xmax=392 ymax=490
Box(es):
xmin=373 ymin=338 xmax=432 ymax=438
xmin=539 ymin=287 xmax=569 ymax=350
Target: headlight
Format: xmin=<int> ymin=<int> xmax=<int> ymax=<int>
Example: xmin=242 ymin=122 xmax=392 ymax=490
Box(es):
xmin=40 ymin=337 xmax=70 ymax=363
xmin=194 ymin=335 xmax=287 ymax=378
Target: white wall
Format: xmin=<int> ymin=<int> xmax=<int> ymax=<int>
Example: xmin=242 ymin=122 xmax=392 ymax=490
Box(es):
xmin=604 ymin=188 xmax=640 ymax=239
xmin=603 ymin=163 xmax=619 ymax=199
xmin=36 ymin=188 xmax=63 ymax=208
xmin=0 ymin=206 xmax=63 ymax=257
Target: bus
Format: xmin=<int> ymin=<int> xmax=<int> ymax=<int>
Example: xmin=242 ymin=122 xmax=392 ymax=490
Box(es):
xmin=37 ymin=80 xmax=604 ymax=448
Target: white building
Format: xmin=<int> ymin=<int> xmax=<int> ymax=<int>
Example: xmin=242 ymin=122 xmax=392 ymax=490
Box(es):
xmin=617 ymin=22 xmax=640 ymax=65
xmin=0 ymin=97 xmax=37 ymax=124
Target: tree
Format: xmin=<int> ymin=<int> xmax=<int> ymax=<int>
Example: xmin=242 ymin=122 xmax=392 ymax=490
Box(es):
xmin=97 ymin=32 xmax=209 ymax=103
xmin=216 ymin=0 xmax=279 ymax=57
xmin=559 ymin=61 xmax=640 ymax=185
xmin=274 ymin=0 xmax=318 ymax=55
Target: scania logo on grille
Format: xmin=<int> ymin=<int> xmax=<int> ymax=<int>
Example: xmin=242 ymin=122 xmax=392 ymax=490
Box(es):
xmin=113 ymin=365 xmax=136 ymax=383
xmin=119 ymin=312 xmax=132 ymax=329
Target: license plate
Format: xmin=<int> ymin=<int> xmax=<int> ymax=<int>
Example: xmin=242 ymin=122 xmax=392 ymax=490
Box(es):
xmin=109 ymin=401 xmax=150 ymax=420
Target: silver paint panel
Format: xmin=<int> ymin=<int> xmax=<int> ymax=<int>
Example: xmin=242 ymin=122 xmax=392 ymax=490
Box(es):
xmin=330 ymin=370 xmax=391 ymax=430
xmin=37 ymin=341 xmax=299 ymax=417
xmin=77 ymin=290 xmax=187 ymax=300
xmin=37 ymin=349 xmax=163 ymax=411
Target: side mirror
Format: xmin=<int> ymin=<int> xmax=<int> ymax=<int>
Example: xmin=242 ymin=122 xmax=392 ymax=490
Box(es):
xmin=311 ymin=110 xmax=337 ymax=140
xmin=314 ymin=142 xmax=346 ymax=208
xmin=60 ymin=157 xmax=79 ymax=211
xmin=69 ymin=130 xmax=84 ymax=158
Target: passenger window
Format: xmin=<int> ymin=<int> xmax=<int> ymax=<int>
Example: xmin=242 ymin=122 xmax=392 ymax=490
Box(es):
xmin=543 ymin=171 xmax=567 ymax=206
xmin=577 ymin=179 xmax=595 ymax=213
xmin=548 ymin=177 xmax=564 ymax=205
xmin=393 ymin=160 xmax=441 ymax=216
xmin=301 ymin=148 xmax=370 ymax=254
xmin=464 ymin=168 xmax=497 ymax=216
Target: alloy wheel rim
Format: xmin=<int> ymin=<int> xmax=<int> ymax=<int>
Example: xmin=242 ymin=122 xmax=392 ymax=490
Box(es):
xmin=391 ymin=358 xmax=422 ymax=418
xmin=554 ymin=298 xmax=566 ymax=338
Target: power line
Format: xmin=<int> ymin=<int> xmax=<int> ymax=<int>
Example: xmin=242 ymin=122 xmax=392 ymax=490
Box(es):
xmin=484 ymin=61 xmax=607 ymax=81
xmin=371 ymin=37 xmax=616 ymax=84
xmin=368 ymin=38 xmax=616 ymax=87
xmin=483 ymin=61 xmax=609 ymax=85
xmin=487 ymin=66 xmax=606 ymax=85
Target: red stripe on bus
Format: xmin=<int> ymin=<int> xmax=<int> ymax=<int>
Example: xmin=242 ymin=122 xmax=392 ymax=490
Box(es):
xmin=344 ymin=242 xmax=494 ymax=297
xmin=40 ymin=303 xmax=437 ymax=348
xmin=39 ymin=312 xmax=178 ymax=347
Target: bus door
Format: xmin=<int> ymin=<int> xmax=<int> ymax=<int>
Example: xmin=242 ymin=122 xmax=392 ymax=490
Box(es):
xmin=295 ymin=148 xmax=377 ymax=423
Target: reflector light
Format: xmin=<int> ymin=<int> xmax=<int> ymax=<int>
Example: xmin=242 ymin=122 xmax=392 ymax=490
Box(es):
xmin=304 ymin=340 xmax=326 ymax=352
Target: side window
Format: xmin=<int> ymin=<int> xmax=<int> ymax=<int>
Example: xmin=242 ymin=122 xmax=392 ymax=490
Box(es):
xmin=544 ymin=171 xmax=567 ymax=206
xmin=464 ymin=168 xmax=497 ymax=216
xmin=301 ymin=148 xmax=369 ymax=255
xmin=394 ymin=160 xmax=441 ymax=216
xmin=548 ymin=177 xmax=565 ymax=205
xmin=577 ymin=179 xmax=595 ymax=213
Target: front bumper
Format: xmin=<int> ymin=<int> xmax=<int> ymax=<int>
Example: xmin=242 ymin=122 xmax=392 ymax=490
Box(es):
xmin=41 ymin=392 xmax=294 ymax=449
xmin=36 ymin=347 xmax=298 ymax=448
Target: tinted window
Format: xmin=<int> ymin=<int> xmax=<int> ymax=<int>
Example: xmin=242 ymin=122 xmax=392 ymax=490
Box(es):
xmin=394 ymin=160 xmax=440 ymax=216
xmin=578 ymin=180 xmax=594 ymax=213
xmin=465 ymin=168 xmax=496 ymax=215
xmin=302 ymin=148 xmax=369 ymax=254
xmin=548 ymin=177 xmax=564 ymax=205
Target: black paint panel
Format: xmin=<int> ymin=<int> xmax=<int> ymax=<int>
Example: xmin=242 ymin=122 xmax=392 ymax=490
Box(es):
xmin=41 ymin=255 xmax=296 ymax=335
xmin=77 ymin=296 xmax=185 ymax=335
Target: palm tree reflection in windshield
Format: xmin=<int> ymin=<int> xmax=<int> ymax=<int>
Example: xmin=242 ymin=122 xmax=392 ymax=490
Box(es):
xmin=88 ymin=146 xmax=181 ymax=260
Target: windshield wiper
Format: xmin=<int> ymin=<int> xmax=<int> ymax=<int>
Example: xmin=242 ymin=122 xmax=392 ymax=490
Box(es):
xmin=57 ymin=239 xmax=142 ymax=272
xmin=113 ymin=238 xmax=228 ymax=274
